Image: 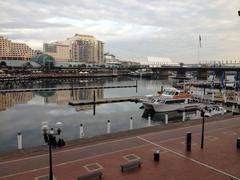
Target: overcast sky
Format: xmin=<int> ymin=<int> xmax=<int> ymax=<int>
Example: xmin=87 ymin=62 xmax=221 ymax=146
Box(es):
xmin=0 ymin=0 xmax=240 ymax=63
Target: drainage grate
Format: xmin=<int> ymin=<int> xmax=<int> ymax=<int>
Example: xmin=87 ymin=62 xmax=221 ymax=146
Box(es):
xmin=83 ymin=163 xmax=103 ymax=172
xmin=123 ymin=154 xmax=140 ymax=162
xmin=35 ymin=174 xmax=56 ymax=180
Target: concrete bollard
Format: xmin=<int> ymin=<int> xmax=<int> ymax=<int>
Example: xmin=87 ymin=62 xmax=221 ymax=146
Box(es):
xmin=129 ymin=117 xmax=133 ymax=130
xmin=161 ymin=86 xmax=163 ymax=93
xmin=232 ymin=105 xmax=235 ymax=114
xmin=79 ymin=124 xmax=84 ymax=138
xmin=196 ymin=110 xmax=201 ymax=118
xmin=107 ymin=120 xmax=111 ymax=134
xmin=211 ymin=91 xmax=214 ymax=102
xmin=17 ymin=132 xmax=22 ymax=150
xmin=182 ymin=111 xmax=186 ymax=122
xmin=201 ymin=91 xmax=204 ymax=99
xmin=165 ymin=113 xmax=168 ymax=125
xmin=237 ymin=137 xmax=240 ymax=149
xmin=148 ymin=114 xmax=151 ymax=127
xmin=186 ymin=132 xmax=192 ymax=152
xmin=223 ymin=93 xmax=227 ymax=103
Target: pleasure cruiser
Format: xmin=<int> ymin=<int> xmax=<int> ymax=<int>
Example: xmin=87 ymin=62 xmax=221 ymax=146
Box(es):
xmin=142 ymin=88 xmax=198 ymax=112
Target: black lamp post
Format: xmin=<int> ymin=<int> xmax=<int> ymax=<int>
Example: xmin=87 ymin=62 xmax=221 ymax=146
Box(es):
xmin=42 ymin=122 xmax=64 ymax=180
xmin=49 ymin=128 xmax=54 ymax=180
xmin=200 ymin=110 xmax=205 ymax=149
xmin=238 ymin=11 xmax=240 ymax=16
xmin=200 ymin=107 xmax=208 ymax=149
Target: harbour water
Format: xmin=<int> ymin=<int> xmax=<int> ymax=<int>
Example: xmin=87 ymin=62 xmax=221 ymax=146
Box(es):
xmin=0 ymin=77 xmax=199 ymax=153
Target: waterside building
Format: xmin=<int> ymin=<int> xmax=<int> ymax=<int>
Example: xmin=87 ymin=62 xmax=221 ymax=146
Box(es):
xmin=43 ymin=34 xmax=104 ymax=64
xmin=0 ymin=36 xmax=33 ymax=60
xmin=43 ymin=43 xmax=70 ymax=62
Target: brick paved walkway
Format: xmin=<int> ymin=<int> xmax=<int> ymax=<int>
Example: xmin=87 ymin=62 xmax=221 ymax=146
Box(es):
xmin=0 ymin=116 xmax=240 ymax=180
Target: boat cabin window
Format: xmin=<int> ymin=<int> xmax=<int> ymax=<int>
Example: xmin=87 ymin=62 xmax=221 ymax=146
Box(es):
xmin=156 ymin=99 xmax=165 ymax=103
xmin=164 ymin=91 xmax=176 ymax=95
xmin=165 ymin=99 xmax=185 ymax=104
xmin=151 ymin=98 xmax=156 ymax=103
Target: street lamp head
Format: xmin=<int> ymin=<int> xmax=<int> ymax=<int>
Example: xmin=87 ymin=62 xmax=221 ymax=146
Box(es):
xmin=56 ymin=122 xmax=63 ymax=126
xmin=50 ymin=128 xmax=54 ymax=135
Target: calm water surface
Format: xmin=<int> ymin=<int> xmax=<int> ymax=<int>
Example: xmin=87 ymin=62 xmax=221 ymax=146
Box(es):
xmin=0 ymin=77 xmax=194 ymax=153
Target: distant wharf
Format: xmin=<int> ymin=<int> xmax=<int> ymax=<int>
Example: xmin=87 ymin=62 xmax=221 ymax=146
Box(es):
xmin=0 ymin=73 xmax=119 ymax=82
xmin=192 ymin=94 xmax=240 ymax=107
xmin=69 ymin=96 xmax=143 ymax=105
xmin=183 ymin=81 xmax=236 ymax=90
xmin=0 ymin=85 xmax=137 ymax=93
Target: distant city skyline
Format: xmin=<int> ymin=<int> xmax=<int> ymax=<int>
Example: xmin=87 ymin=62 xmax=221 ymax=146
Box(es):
xmin=0 ymin=0 xmax=240 ymax=63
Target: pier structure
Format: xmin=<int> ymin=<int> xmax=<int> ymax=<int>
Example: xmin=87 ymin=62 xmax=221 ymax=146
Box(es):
xmin=69 ymin=96 xmax=143 ymax=106
xmin=150 ymin=66 xmax=240 ymax=81
xmin=2 ymin=64 xmax=240 ymax=82
xmin=0 ymin=85 xmax=137 ymax=93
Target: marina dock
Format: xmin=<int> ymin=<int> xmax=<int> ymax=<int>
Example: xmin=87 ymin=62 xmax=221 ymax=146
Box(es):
xmin=184 ymin=81 xmax=236 ymax=90
xmin=192 ymin=95 xmax=240 ymax=106
xmin=0 ymin=85 xmax=137 ymax=93
xmin=69 ymin=96 xmax=144 ymax=105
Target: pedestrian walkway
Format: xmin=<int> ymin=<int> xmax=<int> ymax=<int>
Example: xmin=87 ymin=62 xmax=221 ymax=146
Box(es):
xmin=0 ymin=116 xmax=240 ymax=180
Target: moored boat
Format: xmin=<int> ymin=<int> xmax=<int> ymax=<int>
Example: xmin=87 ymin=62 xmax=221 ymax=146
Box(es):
xmin=142 ymin=88 xmax=199 ymax=112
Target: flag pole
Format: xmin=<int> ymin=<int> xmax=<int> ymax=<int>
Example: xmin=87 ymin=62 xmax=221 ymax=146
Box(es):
xmin=198 ymin=34 xmax=201 ymax=64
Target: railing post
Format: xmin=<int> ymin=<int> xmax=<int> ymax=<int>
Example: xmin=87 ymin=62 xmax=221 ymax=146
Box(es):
xmin=148 ymin=114 xmax=151 ymax=127
xmin=129 ymin=117 xmax=133 ymax=130
xmin=80 ymin=124 xmax=84 ymax=138
xmin=182 ymin=111 xmax=186 ymax=122
xmin=107 ymin=120 xmax=111 ymax=134
xmin=136 ymin=80 xmax=138 ymax=93
xmin=17 ymin=132 xmax=22 ymax=150
xmin=165 ymin=113 xmax=168 ymax=124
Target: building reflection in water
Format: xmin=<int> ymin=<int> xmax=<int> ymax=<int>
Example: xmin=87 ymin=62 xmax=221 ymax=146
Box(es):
xmin=0 ymin=88 xmax=104 ymax=112
xmin=0 ymin=92 xmax=33 ymax=111
xmin=43 ymin=88 xmax=104 ymax=111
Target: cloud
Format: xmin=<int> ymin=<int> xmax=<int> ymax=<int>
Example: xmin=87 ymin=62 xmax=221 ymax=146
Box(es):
xmin=0 ymin=21 xmax=71 ymax=29
xmin=0 ymin=0 xmax=240 ymax=63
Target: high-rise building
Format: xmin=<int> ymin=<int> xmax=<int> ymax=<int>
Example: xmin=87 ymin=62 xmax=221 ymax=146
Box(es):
xmin=43 ymin=34 xmax=104 ymax=64
xmin=67 ymin=34 xmax=104 ymax=64
xmin=43 ymin=42 xmax=70 ymax=62
xmin=0 ymin=36 xmax=33 ymax=60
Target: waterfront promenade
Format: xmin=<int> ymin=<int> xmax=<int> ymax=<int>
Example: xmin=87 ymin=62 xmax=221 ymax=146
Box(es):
xmin=0 ymin=115 xmax=240 ymax=180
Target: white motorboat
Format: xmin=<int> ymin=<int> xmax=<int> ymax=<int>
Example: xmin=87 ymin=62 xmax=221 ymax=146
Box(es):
xmin=129 ymin=69 xmax=153 ymax=77
xmin=142 ymin=88 xmax=199 ymax=112
xmin=204 ymin=106 xmax=226 ymax=117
